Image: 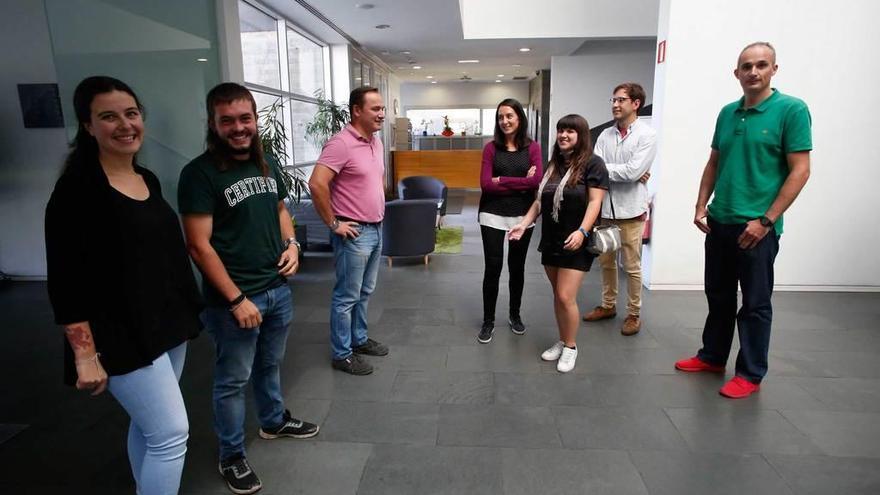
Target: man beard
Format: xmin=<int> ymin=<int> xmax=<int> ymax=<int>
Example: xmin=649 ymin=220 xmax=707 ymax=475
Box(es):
xmin=209 ymin=129 xmax=255 ymax=161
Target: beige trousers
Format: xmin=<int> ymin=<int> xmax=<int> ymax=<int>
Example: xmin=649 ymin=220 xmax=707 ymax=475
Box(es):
xmin=597 ymin=217 xmax=645 ymax=316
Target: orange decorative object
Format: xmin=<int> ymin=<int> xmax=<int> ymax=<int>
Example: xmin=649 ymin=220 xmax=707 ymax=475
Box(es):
xmin=441 ymin=129 xmax=454 ymax=137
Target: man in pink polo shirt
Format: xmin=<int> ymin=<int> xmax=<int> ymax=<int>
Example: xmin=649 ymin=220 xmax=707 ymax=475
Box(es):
xmin=309 ymin=86 xmax=389 ymax=375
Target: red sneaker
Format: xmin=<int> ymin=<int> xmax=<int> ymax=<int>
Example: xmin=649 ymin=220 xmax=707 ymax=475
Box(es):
xmin=674 ymin=356 xmax=725 ymax=373
xmin=719 ymin=376 xmax=760 ymax=399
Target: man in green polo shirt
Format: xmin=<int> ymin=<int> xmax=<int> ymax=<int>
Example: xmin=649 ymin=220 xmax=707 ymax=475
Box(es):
xmin=675 ymin=42 xmax=812 ymax=399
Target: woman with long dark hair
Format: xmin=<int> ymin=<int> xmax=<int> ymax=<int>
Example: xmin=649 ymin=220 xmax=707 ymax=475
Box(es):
xmin=509 ymin=114 xmax=608 ymax=372
xmin=477 ymin=98 xmax=543 ymax=343
xmin=45 ymin=76 xmax=202 ymax=494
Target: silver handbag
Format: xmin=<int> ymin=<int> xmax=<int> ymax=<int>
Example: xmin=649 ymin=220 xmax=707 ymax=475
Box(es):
xmin=586 ymin=186 xmax=622 ymax=255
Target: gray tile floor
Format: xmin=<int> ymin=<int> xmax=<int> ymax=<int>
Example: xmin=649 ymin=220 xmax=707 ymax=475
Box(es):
xmin=2 ymin=190 xmax=880 ymax=494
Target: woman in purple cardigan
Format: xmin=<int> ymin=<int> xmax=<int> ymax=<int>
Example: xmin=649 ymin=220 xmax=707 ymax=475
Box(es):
xmin=477 ymin=98 xmax=543 ymax=344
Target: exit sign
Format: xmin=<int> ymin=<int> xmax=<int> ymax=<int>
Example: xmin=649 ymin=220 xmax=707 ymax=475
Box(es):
xmin=657 ymin=40 xmax=667 ymax=64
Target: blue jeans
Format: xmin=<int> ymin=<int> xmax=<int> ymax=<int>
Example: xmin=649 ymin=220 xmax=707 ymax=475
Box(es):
xmin=697 ymin=219 xmax=779 ymax=382
xmin=108 ymin=342 xmax=188 ymax=495
xmin=203 ymin=283 xmax=292 ymax=461
xmin=330 ymin=224 xmax=382 ymax=360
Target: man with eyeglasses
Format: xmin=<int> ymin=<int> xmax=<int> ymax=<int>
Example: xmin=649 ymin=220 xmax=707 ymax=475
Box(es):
xmin=675 ymin=42 xmax=812 ymax=399
xmin=583 ymin=82 xmax=656 ymax=336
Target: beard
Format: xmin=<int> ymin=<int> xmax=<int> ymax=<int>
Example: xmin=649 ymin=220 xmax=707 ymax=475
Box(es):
xmin=209 ymin=129 xmax=256 ymax=160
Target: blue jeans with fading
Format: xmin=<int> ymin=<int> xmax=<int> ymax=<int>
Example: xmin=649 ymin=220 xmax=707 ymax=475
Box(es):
xmin=329 ymin=224 xmax=382 ymax=360
xmin=108 ymin=341 xmax=189 ymax=495
xmin=203 ymin=283 xmax=292 ymax=461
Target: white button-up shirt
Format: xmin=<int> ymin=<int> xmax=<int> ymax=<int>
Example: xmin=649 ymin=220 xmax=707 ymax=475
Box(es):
xmin=593 ymin=117 xmax=657 ymax=219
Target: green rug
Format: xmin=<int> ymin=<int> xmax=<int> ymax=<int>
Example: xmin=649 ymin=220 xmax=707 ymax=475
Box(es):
xmin=434 ymin=226 xmax=463 ymax=254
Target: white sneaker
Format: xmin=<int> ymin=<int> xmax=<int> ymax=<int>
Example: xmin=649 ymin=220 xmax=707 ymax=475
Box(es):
xmin=541 ymin=341 xmax=565 ymax=361
xmin=557 ymin=346 xmax=578 ymax=373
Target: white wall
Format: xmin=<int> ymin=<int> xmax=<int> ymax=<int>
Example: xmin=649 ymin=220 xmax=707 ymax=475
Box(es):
xmin=0 ymin=1 xmax=68 ymax=278
xmin=648 ymin=0 xmax=880 ymax=291
xmin=549 ymin=39 xmax=656 ymax=154
xmin=401 ymin=81 xmax=529 ymax=110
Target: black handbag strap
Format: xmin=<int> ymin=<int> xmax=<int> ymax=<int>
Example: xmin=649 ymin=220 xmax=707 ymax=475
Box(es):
xmin=607 ymin=183 xmax=616 ymax=220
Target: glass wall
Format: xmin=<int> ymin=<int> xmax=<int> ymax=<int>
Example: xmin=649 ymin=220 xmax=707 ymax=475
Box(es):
xmin=44 ymin=0 xmax=222 ymax=207
xmin=239 ymin=0 xmax=325 ymax=172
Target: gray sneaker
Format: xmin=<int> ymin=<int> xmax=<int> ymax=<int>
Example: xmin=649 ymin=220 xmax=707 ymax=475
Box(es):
xmin=332 ymin=353 xmax=374 ymax=375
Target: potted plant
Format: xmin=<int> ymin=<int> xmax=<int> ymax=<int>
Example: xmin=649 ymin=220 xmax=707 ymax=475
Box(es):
xmin=258 ymin=97 xmax=309 ymax=252
xmin=304 ymin=90 xmax=350 ymax=149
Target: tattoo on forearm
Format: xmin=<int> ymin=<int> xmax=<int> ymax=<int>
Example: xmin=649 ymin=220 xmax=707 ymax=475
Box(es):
xmin=65 ymin=326 xmax=93 ymax=351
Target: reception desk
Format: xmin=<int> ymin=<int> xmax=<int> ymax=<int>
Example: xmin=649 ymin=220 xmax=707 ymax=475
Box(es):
xmin=392 ymin=150 xmax=483 ymax=188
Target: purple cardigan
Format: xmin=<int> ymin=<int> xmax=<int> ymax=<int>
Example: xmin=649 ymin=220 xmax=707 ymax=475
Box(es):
xmin=479 ymin=141 xmax=544 ymax=193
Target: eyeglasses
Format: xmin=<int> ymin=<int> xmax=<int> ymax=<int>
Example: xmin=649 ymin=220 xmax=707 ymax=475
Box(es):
xmin=609 ymin=97 xmax=632 ymax=104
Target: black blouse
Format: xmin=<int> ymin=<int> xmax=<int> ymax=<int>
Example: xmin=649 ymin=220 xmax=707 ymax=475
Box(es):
xmin=538 ymin=155 xmax=609 ymax=256
xmin=45 ymin=162 xmax=202 ymax=385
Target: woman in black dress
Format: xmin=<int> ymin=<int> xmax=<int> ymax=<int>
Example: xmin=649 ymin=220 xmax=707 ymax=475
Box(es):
xmin=509 ymin=114 xmax=608 ymax=372
xmin=45 ymin=76 xmax=202 ymax=494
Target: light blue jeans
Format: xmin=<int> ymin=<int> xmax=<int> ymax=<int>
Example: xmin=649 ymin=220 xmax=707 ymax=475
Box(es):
xmin=108 ymin=341 xmax=188 ymax=495
xmin=330 ymin=224 xmax=382 ymax=360
xmin=203 ymin=283 xmax=293 ymax=461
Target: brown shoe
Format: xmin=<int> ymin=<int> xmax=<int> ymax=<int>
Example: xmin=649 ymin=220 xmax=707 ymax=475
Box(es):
xmin=621 ymin=315 xmax=641 ymax=336
xmin=583 ymin=305 xmax=617 ymax=322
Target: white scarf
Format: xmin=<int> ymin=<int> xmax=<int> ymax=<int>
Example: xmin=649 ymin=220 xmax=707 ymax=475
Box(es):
xmin=537 ymin=160 xmax=575 ymax=222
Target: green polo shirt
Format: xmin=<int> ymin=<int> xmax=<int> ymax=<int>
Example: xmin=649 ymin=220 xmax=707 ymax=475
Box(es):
xmin=708 ymin=89 xmax=812 ymax=234
xmin=178 ymin=152 xmax=288 ymax=305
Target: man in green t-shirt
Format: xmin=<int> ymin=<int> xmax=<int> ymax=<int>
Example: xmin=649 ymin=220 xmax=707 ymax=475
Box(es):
xmin=178 ymin=83 xmax=319 ymax=495
xmin=675 ymin=42 xmax=812 ymax=399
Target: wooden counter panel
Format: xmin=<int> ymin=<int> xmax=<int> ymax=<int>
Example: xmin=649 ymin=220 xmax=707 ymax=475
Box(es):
xmin=393 ymin=150 xmax=482 ymax=188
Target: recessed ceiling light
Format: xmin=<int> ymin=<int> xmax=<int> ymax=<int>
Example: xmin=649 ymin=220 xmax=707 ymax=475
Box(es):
xmin=426 ymin=75 xmax=433 ymax=79
xmin=355 ymin=77 xmax=362 ymax=80
xmin=497 ymin=74 xmax=504 ymax=77
xmin=512 ymin=64 xmax=522 ymax=67
xmin=375 ymin=24 xmax=391 ymax=29
xmin=381 ymin=51 xmax=390 ymax=55
xmin=400 ymin=50 xmax=411 ymax=55
xmin=431 ymin=81 xmax=437 ymax=84
xmin=196 ymin=58 xmax=208 ymax=62
xmin=519 ymin=47 xmax=530 ymax=52
xmin=495 ymin=80 xmax=501 ymax=83
xmin=458 ymin=59 xmax=480 ymax=64
xmin=396 ymin=66 xmax=406 ymax=70
xmin=356 ymin=3 xmax=374 ymax=9
xmin=413 ymin=65 xmax=422 ymax=69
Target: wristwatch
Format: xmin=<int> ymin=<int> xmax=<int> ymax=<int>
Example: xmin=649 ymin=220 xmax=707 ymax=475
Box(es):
xmin=284 ymin=237 xmax=301 ymax=250
xmin=758 ymin=215 xmax=774 ymax=227
xmin=329 ymin=218 xmax=340 ymax=231
xmin=578 ymin=227 xmax=590 ymax=238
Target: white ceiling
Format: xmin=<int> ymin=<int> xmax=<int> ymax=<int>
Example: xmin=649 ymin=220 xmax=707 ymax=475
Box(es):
xmin=262 ymin=0 xmax=658 ymax=84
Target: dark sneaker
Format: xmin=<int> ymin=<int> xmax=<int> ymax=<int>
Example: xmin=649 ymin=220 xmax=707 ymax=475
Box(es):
xmin=353 ymin=338 xmax=389 ymax=356
xmin=332 ymin=353 xmax=374 ymax=375
xmin=259 ymin=409 xmax=319 ymax=439
xmin=508 ymin=316 xmax=526 ymax=335
xmin=219 ymin=454 xmax=262 ymax=495
xmin=477 ymin=321 xmax=494 ymax=344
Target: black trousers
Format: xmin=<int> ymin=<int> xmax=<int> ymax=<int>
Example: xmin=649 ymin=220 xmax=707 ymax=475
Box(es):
xmin=697 ymin=219 xmax=779 ymax=383
xmin=480 ymin=225 xmax=533 ymax=322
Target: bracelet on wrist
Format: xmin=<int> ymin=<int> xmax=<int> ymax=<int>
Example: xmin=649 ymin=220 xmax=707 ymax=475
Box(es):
xmin=228 ymin=292 xmax=245 ymax=310
xmin=75 ymin=352 xmax=101 ymax=365
xmin=578 ymin=226 xmax=590 ymax=238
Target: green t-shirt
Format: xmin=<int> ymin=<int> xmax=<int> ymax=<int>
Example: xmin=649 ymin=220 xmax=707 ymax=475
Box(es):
xmin=708 ymin=89 xmax=812 ymax=234
xmin=178 ymin=151 xmax=288 ymax=305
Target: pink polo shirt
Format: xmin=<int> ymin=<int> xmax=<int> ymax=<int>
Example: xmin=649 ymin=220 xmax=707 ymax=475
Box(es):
xmin=317 ymin=124 xmax=385 ymax=222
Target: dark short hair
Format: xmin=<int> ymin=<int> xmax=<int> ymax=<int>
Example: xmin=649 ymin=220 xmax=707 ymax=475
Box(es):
xmin=204 ymin=82 xmax=268 ymax=175
xmin=64 ymin=76 xmax=144 ymax=173
xmin=349 ymin=86 xmax=380 ymax=112
xmin=613 ymin=82 xmax=646 ymax=110
xmin=493 ymin=98 xmax=531 ymax=150
xmin=739 ymin=41 xmax=776 ymax=65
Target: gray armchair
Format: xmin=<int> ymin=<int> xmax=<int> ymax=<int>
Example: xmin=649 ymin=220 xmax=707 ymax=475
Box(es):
xmin=397 ymin=176 xmax=448 ymax=216
xmin=381 ymin=199 xmax=437 ymax=266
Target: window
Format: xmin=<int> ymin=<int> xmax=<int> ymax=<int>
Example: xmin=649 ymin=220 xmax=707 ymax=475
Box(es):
xmin=238 ymin=1 xmax=327 ymax=171
xmin=406 ymin=108 xmax=483 ymax=135
xmin=481 ymin=108 xmax=496 ymax=136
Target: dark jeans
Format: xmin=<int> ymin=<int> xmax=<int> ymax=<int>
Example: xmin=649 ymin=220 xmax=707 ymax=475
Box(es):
xmin=697 ymin=219 xmax=779 ymax=383
xmin=480 ymin=225 xmax=533 ymax=322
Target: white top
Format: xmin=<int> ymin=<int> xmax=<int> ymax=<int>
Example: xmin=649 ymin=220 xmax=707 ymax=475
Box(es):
xmin=593 ymin=118 xmax=657 ymax=219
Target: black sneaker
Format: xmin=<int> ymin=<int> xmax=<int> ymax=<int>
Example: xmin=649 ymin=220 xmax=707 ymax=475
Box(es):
xmin=259 ymin=409 xmax=320 ymax=439
xmin=332 ymin=353 xmax=374 ymax=375
xmin=353 ymin=338 xmax=389 ymax=356
xmin=509 ymin=316 xmax=526 ymax=335
xmin=477 ymin=321 xmax=494 ymax=344
xmin=219 ymin=454 xmax=262 ymax=495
